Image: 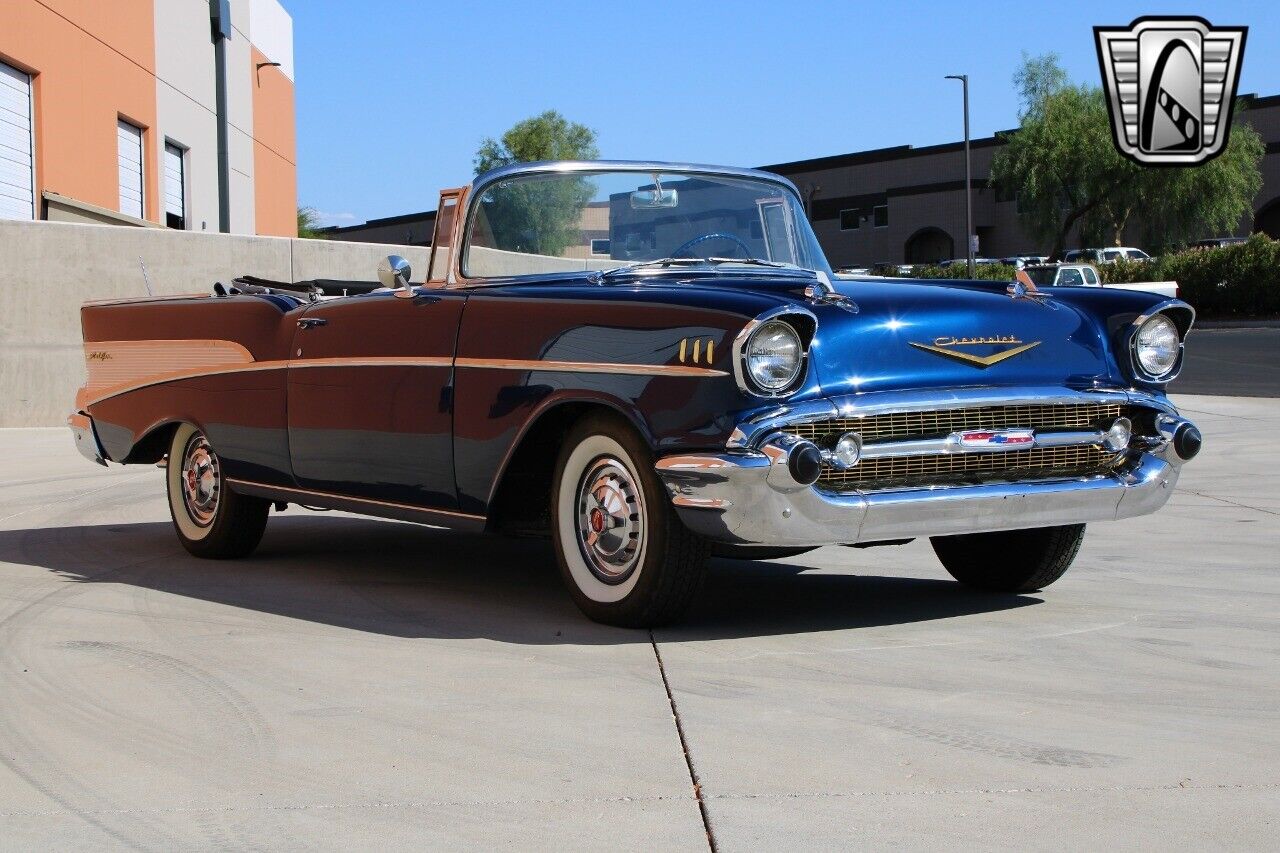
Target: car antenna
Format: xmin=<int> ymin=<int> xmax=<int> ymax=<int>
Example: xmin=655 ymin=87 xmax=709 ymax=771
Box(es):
xmin=139 ymin=257 xmax=155 ymax=296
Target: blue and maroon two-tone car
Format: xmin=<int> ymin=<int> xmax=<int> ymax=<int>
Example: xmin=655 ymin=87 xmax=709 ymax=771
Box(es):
xmin=68 ymin=161 xmax=1202 ymax=626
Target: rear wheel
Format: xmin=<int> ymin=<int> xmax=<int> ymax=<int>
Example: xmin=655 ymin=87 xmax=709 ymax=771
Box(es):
xmin=931 ymin=524 xmax=1085 ymax=592
xmin=551 ymin=413 xmax=709 ymax=627
xmin=166 ymin=423 xmax=268 ymax=558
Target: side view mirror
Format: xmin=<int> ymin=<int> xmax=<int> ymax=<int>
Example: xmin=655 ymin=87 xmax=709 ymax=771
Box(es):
xmin=377 ymin=255 xmax=412 ymax=293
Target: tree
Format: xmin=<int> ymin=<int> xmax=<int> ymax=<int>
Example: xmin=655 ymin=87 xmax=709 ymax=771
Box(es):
xmin=474 ymin=110 xmax=599 ymax=174
xmin=297 ymin=206 xmax=328 ymax=240
xmin=473 ymin=111 xmax=599 ymax=257
xmin=990 ymin=54 xmax=1264 ymax=257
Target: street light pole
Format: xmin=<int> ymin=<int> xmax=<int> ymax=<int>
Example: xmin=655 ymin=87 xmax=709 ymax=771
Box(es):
xmin=945 ymin=74 xmax=974 ymax=278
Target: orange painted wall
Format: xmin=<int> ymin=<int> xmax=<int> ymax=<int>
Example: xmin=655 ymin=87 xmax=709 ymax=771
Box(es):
xmin=250 ymin=46 xmax=297 ymax=237
xmin=1 ymin=0 xmax=160 ymax=221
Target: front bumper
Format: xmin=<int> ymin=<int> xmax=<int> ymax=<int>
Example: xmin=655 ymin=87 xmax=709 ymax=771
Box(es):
xmin=655 ymin=388 xmax=1198 ymax=547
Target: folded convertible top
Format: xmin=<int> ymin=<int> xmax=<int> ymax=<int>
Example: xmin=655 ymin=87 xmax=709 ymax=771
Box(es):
xmin=228 ymin=275 xmax=382 ymax=297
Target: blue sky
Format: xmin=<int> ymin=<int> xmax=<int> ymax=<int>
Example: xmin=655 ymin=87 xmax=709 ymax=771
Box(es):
xmin=293 ymin=1 xmax=1279 ymax=226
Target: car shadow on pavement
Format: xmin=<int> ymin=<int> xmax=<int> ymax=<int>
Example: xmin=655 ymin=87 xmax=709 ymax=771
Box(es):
xmin=0 ymin=515 xmax=1039 ymax=643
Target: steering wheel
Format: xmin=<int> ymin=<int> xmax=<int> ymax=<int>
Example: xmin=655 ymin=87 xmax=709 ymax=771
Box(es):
xmin=671 ymin=232 xmax=754 ymax=259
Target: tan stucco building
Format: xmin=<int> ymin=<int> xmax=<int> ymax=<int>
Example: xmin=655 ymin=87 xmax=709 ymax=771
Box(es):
xmin=0 ymin=0 xmax=296 ymax=236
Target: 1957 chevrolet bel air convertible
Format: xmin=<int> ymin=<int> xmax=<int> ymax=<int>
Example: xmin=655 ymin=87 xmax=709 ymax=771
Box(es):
xmin=68 ymin=161 xmax=1203 ymax=626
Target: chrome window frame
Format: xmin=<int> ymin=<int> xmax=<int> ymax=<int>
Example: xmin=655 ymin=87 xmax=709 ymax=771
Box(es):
xmin=454 ymin=160 xmax=825 ymax=286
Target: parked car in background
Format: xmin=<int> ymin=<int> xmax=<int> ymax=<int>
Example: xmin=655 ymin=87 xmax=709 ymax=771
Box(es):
xmin=937 ymin=257 xmax=1001 ymax=268
xmin=67 ymin=160 xmax=1201 ymax=627
xmin=833 ymin=266 xmax=870 ymax=276
xmin=1024 ymin=263 xmax=1178 ymax=298
xmin=867 ymin=262 xmax=915 ymax=276
xmin=1193 ymin=237 xmax=1247 ymax=249
xmin=1001 ymin=255 xmax=1050 ymax=269
xmin=1063 ymin=247 xmax=1152 ymax=264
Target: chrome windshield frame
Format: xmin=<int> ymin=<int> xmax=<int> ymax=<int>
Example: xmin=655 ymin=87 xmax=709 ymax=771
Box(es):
xmin=454 ymin=160 xmax=827 ymax=287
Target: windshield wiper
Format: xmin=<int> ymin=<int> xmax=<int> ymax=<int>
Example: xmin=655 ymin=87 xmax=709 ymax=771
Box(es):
xmin=705 ymin=257 xmax=797 ymax=269
xmin=592 ymin=256 xmax=801 ymax=284
xmin=591 ymin=257 xmax=710 ymax=283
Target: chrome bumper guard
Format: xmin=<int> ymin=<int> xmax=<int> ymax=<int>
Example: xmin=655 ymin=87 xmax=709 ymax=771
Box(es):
xmin=656 ymin=388 xmax=1198 ymax=547
xmin=68 ymin=412 xmax=108 ymax=466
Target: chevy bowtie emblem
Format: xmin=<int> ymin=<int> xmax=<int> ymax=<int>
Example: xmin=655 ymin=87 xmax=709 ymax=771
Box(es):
xmin=1095 ymin=16 xmax=1247 ymax=166
xmin=909 ymin=336 xmax=1041 ymax=368
xmin=957 ymin=429 xmax=1035 ymax=449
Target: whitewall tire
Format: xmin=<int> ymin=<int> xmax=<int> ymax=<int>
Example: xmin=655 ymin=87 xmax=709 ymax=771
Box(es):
xmin=166 ymin=423 xmax=269 ymax=559
xmin=551 ymin=413 xmax=708 ymax=627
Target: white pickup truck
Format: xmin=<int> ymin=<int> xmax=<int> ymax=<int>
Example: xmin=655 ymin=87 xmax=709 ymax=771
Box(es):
xmin=1025 ymin=263 xmax=1179 ymax=299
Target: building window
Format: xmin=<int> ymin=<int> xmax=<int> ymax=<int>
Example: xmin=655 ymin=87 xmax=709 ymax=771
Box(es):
xmin=839 ymin=209 xmax=860 ymax=231
xmin=163 ymin=142 xmax=186 ymax=229
xmin=117 ymin=119 xmax=144 ymax=219
xmin=0 ymin=61 xmax=36 ymax=221
xmin=590 ymin=238 xmax=610 ymax=256
xmin=873 ymin=205 xmax=888 ymax=228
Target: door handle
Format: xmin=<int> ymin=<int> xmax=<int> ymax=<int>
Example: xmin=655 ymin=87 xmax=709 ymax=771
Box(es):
xmin=297 ymin=317 xmax=328 ymax=329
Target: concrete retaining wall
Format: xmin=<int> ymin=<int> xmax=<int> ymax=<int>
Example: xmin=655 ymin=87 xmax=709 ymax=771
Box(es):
xmin=0 ymin=220 xmax=429 ymax=427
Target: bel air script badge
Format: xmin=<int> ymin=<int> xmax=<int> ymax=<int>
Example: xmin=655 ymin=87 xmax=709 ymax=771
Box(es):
xmin=909 ymin=335 xmax=1041 ymax=368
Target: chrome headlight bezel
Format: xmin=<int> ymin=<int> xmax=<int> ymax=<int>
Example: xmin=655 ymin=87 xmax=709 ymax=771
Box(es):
xmin=733 ymin=308 xmax=816 ymax=397
xmin=1126 ymin=300 xmax=1194 ymax=384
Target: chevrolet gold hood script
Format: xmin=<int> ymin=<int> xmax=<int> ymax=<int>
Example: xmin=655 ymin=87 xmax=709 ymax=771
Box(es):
xmin=909 ymin=336 xmax=1041 ymax=368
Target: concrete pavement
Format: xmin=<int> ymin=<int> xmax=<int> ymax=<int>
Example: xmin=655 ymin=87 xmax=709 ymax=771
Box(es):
xmin=0 ymin=395 xmax=1277 ymax=849
xmin=1171 ymin=327 xmax=1280 ymax=397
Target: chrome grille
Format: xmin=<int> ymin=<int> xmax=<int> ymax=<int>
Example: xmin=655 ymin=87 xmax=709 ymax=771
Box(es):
xmin=818 ymin=445 xmax=1118 ymax=491
xmin=779 ymin=402 xmax=1126 ymax=492
xmin=783 ymin=402 xmax=1123 ymax=443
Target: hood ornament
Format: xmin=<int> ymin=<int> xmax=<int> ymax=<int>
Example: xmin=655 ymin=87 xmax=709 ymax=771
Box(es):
xmin=804 ymin=271 xmax=859 ymax=313
xmin=1007 ymin=269 xmax=1055 ymax=306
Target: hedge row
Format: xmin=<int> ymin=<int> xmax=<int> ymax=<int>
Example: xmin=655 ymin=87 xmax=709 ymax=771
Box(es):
xmin=1097 ymin=234 xmax=1280 ymax=317
xmin=903 ymin=263 xmax=1021 ymax=281
xmin=864 ymin=235 xmax=1279 ymax=317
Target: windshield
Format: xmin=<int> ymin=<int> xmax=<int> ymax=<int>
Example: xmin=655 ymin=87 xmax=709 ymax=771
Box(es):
xmin=463 ymin=170 xmax=829 ymax=279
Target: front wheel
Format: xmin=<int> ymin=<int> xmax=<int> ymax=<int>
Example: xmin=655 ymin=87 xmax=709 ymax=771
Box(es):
xmin=931 ymin=524 xmax=1085 ymax=592
xmin=166 ymin=423 xmax=269 ymax=559
xmin=551 ymin=414 xmax=709 ymax=627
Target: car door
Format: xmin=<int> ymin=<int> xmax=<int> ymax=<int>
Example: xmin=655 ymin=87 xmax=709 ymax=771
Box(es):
xmin=286 ymin=288 xmax=466 ymax=508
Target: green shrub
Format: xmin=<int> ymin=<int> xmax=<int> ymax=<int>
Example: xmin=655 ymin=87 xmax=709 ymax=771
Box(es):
xmin=909 ymin=263 xmax=1021 ymax=281
xmin=1096 ymin=234 xmax=1280 ymax=317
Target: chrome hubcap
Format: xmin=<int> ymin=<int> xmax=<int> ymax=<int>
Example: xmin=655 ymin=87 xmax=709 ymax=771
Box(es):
xmin=180 ymin=432 xmax=220 ymax=527
xmin=575 ymin=456 xmax=644 ymax=584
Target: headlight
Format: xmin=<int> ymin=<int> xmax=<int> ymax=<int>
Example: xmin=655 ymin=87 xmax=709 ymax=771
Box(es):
xmin=745 ymin=320 xmax=803 ymax=392
xmin=1132 ymin=313 xmax=1181 ymax=379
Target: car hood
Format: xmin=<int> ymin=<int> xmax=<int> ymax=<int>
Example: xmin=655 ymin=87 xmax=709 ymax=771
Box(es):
xmin=805 ymin=277 xmax=1122 ymax=395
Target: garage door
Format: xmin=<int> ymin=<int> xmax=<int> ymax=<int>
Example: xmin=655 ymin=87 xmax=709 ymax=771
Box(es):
xmin=117 ymin=119 xmax=144 ymax=219
xmin=163 ymin=141 xmax=185 ymax=229
xmin=0 ymin=61 xmax=35 ymax=221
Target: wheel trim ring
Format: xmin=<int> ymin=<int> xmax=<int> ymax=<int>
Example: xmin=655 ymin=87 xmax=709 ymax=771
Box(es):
xmin=574 ymin=456 xmax=645 ymax=585
xmin=180 ymin=432 xmax=220 ymax=527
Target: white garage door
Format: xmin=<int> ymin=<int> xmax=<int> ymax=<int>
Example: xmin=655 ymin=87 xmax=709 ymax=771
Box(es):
xmin=117 ymin=119 xmax=144 ymax=219
xmin=163 ymin=141 xmax=185 ymax=229
xmin=0 ymin=62 xmax=35 ymax=221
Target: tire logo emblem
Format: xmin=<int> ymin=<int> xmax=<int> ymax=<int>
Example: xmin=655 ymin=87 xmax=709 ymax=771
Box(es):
xmin=1095 ymin=16 xmax=1246 ymax=166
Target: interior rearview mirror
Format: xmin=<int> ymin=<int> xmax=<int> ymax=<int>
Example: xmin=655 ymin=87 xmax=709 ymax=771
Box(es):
xmin=630 ymin=188 xmax=679 ymax=209
xmin=378 ymin=255 xmax=412 ymax=292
